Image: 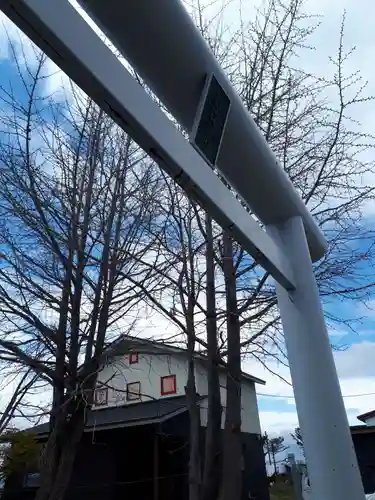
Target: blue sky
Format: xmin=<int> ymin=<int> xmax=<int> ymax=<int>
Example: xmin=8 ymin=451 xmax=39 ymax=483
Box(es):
xmin=202 ymin=0 xmax=375 ymax=439
xmin=198 ymin=0 xmax=375 ymax=441
xmin=0 ymin=0 xmax=375 ymax=453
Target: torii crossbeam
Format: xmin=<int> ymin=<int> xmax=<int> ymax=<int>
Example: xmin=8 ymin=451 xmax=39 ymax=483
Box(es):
xmin=0 ymin=1 xmax=365 ymax=499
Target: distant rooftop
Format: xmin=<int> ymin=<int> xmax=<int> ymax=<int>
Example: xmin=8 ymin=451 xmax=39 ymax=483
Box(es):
xmin=357 ymin=409 xmax=375 ymax=423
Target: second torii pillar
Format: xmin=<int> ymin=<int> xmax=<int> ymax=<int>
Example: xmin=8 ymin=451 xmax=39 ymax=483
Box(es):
xmin=269 ymin=216 xmax=365 ymax=500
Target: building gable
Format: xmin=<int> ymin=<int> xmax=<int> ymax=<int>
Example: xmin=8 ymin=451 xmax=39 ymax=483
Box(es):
xmin=94 ymin=348 xmax=262 ymax=435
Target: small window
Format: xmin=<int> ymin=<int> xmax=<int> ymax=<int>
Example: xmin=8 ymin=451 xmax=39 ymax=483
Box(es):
xmin=24 ymin=473 xmax=41 ymax=488
xmin=161 ymin=375 xmax=177 ymax=396
xmin=127 ymin=381 xmax=141 ymax=401
xmin=129 ymin=352 xmax=139 ymax=364
xmin=94 ymin=387 xmax=108 ymax=406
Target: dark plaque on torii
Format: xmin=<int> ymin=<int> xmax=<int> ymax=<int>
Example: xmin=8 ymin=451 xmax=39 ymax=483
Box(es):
xmin=191 ymin=73 xmax=231 ymax=167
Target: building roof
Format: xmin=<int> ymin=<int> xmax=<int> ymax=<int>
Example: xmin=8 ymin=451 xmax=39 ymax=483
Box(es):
xmin=350 ymin=424 xmax=375 ymax=435
xmin=357 ymin=409 xmax=375 ymax=423
xmin=103 ymin=335 xmax=266 ymax=386
xmin=29 ymin=395 xmax=194 ymax=437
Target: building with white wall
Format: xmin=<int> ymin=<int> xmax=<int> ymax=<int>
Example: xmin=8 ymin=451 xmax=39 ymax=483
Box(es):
xmin=25 ymin=335 xmax=269 ymax=500
xmin=94 ymin=335 xmax=265 ymax=435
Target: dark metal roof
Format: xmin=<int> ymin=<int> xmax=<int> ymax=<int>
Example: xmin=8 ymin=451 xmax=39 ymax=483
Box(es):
xmin=357 ymin=409 xmax=375 ymax=423
xmin=29 ymin=395 xmax=192 ymax=436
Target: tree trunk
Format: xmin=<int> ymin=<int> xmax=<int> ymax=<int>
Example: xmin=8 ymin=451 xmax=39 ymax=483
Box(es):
xmin=35 ymin=418 xmax=64 ymax=500
xmin=272 ymin=447 xmax=277 ymax=476
xmin=35 ymin=277 xmax=71 ymax=500
xmin=202 ymin=214 xmax=222 ymax=500
xmin=219 ymin=231 xmax=242 ymax=500
xmin=186 ymin=337 xmax=202 ymax=500
xmin=47 ymin=409 xmax=85 ymax=500
xmin=35 ymin=401 xmax=86 ymax=500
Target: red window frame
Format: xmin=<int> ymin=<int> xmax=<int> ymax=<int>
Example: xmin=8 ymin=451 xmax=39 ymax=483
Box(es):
xmin=94 ymin=386 xmax=108 ymax=406
xmin=129 ymin=352 xmax=139 ymax=364
xmin=161 ymin=375 xmax=177 ymax=396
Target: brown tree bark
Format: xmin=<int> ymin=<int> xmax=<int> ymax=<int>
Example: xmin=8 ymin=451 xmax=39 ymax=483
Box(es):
xmin=186 ymin=349 xmax=202 ymax=500
xmin=183 ymin=212 xmax=202 ymax=500
xmin=219 ymin=231 xmax=242 ymax=500
xmin=35 ymin=417 xmax=64 ymax=500
xmin=202 ymin=213 xmax=222 ymax=500
xmin=44 ymin=405 xmax=86 ymax=500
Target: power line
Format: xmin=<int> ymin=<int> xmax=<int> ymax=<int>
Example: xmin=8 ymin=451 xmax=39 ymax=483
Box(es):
xmin=258 ymin=391 xmax=375 ymax=400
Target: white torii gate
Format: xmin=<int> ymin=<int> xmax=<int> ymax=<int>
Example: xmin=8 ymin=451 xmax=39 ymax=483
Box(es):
xmin=0 ymin=0 xmax=365 ymax=498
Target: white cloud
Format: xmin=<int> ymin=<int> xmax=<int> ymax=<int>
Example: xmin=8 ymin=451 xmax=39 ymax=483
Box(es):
xmin=0 ymin=4 xmax=90 ymax=102
xmin=259 ymin=410 xmax=300 ymax=435
xmin=0 ymin=11 xmax=35 ymax=64
xmin=251 ymin=341 xmax=375 ymax=434
xmin=41 ymin=59 xmax=71 ymax=100
xmin=0 ymin=10 xmax=70 ymax=101
xmin=335 ymin=342 xmax=375 ymax=379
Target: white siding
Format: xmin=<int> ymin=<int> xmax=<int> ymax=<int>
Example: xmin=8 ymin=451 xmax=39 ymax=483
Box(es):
xmin=196 ymin=360 xmax=261 ymax=434
xmin=241 ymin=380 xmax=262 ymax=434
xmin=94 ymin=351 xmax=262 ymax=435
xmin=96 ymin=352 xmax=189 ymax=407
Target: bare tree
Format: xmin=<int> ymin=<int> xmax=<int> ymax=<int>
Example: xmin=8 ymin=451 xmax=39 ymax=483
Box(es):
xmin=291 ymin=427 xmax=305 ymax=457
xmin=0 ymin=1 xmax=372 ymax=500
xmin=0 ymin=368 xmax=42 ymax=432
xmin=124 ymin=172 xmax=224 ymax=500
xmin=262 ymin=432 xmax=272 ymax=467
xmin=261 ymin=433 xmax=289 ymax=476
xmin=183 ymin=0 xmax=375 ymax=360
xmin=269 ymin=437 xmax=289 ymax=476
xmin=201 ymin=213 xmax=222 ymax=500
xmin=232 ymin=0 xmax=375 ymax=356
xmin=218 ymin=231 xmax=242 ymax=500
xmin=134 ymin=1 xmax=375 ymax=500
xmin=0 ymin=44 xmax=164 ymax=500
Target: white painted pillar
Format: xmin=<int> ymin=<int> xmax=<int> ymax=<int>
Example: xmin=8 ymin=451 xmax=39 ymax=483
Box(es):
xmin=268 ymin=217 xmax=365 ymax=500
